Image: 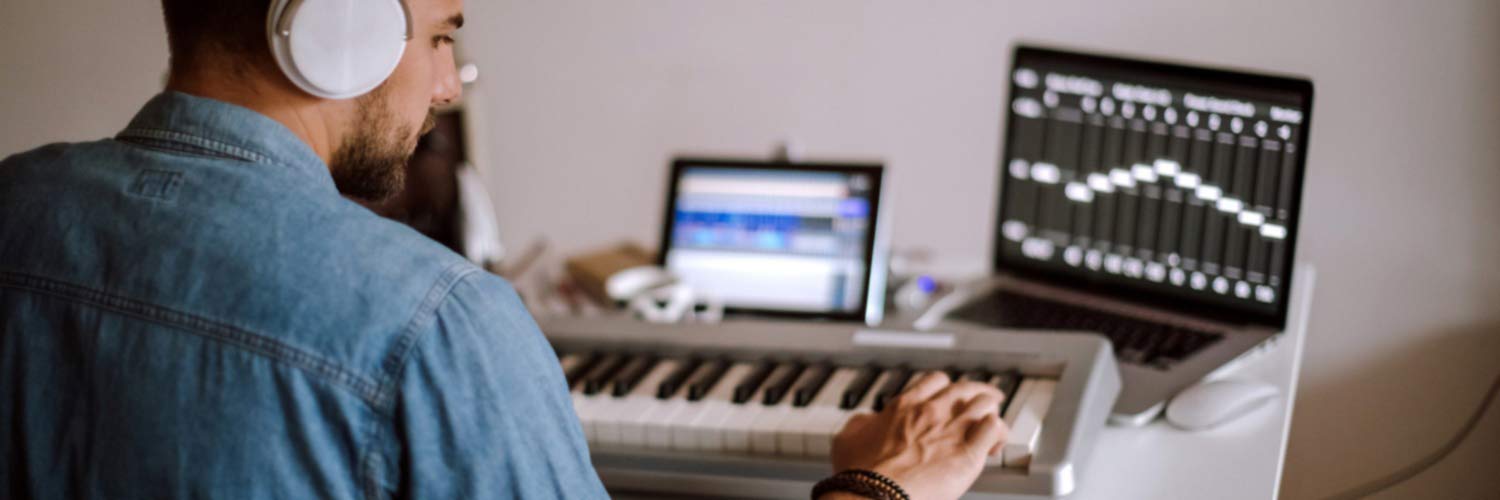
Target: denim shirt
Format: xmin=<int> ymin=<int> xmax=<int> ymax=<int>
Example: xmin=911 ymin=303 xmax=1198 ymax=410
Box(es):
xmin=0 ymin=92 xmax=607 ymax=499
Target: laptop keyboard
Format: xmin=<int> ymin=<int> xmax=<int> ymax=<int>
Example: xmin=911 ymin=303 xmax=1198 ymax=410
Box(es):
xmin=949 ymin=290 xmax=1222 ymax=370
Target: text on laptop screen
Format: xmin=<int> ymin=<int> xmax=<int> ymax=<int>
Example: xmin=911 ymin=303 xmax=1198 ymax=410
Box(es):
xmin=997 ymin=47 xmax=1311 ymax=322
xmin=664 ymin=166 xmax=876 ymax=314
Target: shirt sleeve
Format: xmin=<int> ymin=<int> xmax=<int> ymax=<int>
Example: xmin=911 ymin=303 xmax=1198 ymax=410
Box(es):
xmin=394 ymin=270 xmax=607 ymax=499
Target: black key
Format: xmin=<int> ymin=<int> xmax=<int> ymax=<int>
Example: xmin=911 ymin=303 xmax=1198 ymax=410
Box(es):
xmin=609 ymin=355 xmax=660 ymax=397
xmin=564 ymin=353 xmax=600 ymax=389
xmin=657 ymin=358 xmax=705 ymax=399
xmin=943 ymin=366 xmax=964 ymax=382
xmin=685 ymin=358 xmax=732 ymax=401
xmin=732 ymin=361 xmax=777 ymax=404
xmin=871 ymin=365 xmax=915 ymax=412
xmin=840 ymin=365 xmax=882 ymax=410
xmin=681 ymin=360 xmax=726 ymax=399
xmin=961 ymin=369 xmax=992 ymax=383
xmin=792 ymin=363 xmax=836 ymax=407
xmin=993 ymin=371 xmax=1023 ymax=415
xmin=580 ymin=353 xmax=628 ymax=395
xmin=762 ymin=362 xmax=808 ymax=406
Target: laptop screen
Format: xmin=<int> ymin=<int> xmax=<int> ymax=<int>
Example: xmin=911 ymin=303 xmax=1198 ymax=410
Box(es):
xmin=660 ymin=159 xmax=883 ymax=320
xmin=995 ymin=46 xmax=1313 ymax=327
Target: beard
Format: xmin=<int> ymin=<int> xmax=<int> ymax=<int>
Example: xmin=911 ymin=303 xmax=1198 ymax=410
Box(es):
xmin=329 ymin=87 xmax=437 ymax=202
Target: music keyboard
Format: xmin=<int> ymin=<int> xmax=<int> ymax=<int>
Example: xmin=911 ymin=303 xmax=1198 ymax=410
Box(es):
xmin=541 ymin=316 xmax=1122 ymax=498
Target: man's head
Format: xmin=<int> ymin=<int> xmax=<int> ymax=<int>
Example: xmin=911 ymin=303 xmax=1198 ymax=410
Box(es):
xmin=160 ymin=0 xmax=464 ymax=202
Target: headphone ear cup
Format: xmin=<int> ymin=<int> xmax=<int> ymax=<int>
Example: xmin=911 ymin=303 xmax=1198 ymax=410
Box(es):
xmin=267 ymin=0 xmax=409 ymax=99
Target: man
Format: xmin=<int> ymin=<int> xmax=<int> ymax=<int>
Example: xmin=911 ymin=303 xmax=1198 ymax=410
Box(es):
xmin=0 ymin=0 xmax=1008 ymax=498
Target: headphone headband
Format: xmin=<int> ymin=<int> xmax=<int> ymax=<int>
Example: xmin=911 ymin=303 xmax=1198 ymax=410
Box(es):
xmin=273 ymin=0 xmax=413 ymax=41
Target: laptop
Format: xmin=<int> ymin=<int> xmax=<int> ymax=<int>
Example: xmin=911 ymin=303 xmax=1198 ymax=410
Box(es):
xmin=658 ymin=158 xmax=889 ymax=325
xmin=921 ymin=45 xmax=1314 ymax=424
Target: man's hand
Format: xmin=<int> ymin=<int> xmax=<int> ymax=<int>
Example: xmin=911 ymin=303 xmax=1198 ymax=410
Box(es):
xmin=830 ymin=372 xmax=1009 ymax=500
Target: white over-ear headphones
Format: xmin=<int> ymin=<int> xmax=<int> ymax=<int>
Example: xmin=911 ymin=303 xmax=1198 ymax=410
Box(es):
xmin=266 ymin=0 xmax=412 ymax=100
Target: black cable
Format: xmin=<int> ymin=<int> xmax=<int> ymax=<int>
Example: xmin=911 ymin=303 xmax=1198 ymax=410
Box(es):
xmin=1320 ymin=369 xmax=1500 ymax=500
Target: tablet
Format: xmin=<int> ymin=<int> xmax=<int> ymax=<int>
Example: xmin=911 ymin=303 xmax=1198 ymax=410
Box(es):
xmin=658 ymin=158 xmax=886 ymax=322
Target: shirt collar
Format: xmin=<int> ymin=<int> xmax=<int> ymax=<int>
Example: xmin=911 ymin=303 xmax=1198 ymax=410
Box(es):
xmin=117 ymin=91 xmax=336 ymax=192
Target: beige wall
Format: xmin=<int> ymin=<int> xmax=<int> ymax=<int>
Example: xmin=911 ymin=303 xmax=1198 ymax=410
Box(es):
xmin=3 ymin=0 xmax=1498 ymax=497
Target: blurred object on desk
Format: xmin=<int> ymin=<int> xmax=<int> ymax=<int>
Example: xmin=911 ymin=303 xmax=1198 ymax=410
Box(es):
xmin=884 ymin=247 xmax=953 ymax=315
xmin=566 ymin=242 xmax=656 ymax=305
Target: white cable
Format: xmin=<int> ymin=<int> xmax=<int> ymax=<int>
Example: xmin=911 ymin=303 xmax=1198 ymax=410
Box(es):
xmin=1321 ymin=369 xmax=1500 ymax=500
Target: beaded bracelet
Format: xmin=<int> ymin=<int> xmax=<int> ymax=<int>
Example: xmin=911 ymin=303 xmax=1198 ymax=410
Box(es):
xmin=811 ymin=469 xmax=911 ymax=500
xmin=845 ymin=469 xmax=910 ymax=500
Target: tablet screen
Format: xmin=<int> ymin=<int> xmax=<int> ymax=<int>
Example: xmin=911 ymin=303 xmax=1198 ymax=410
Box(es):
xmin=660 ymin=159 xmax=883 ymax=319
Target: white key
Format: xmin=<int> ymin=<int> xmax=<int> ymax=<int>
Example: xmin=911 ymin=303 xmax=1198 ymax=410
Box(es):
xmin=750 ymin=367 xmax=827 ymax=454
xmin=582 ymin=357 xmax=646 ymax=444
xmin=750 ymin=406 xmax=793 ymax=454
xmin=679 ymin=363 xmax=754 ymax=451
xmin=662 ymin=361 xmax=731 ymax=450
xmin=776 ymin=368 xmax=859 ymax=456
xmin=808 ymin=370 xmax=891 ymax=457
xmin=1002 ymin=379 xmax=1057 ymax=467
xmin=645 ymin=363 xmax=709 ymax=449
xmin=722 ymin=365 xmax=796 ymax=453
xmin=619 ymin=361 xmax=694 ymax=448
xmin=593 ymin=360 xmax=677 ymax=446
xmin=987 ymin=377 xmax=1038 ymax=466
xmin=570 ymin=354 xmax=629 ymax=443
xmin=572 ymin=385 xmax=604 ymax=444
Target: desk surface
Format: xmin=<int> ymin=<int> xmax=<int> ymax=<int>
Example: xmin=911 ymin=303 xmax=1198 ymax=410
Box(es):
xmin=1064 ymin=266 xmax=1313 ymax=500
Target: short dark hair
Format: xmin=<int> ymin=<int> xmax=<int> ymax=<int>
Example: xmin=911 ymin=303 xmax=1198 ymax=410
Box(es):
xmin=159 ymin=0 xmax=272 ymax=72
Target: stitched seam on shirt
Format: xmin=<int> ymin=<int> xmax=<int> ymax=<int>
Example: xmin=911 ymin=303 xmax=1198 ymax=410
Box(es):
xmin=0 ymin=271 xmax=383 ymax=406
xmin=373 ymin=261 xmax=479 ymax=410
xmin=118 ymin=128 xmax=271 ymax=164
xmin=357 ymin=261 xmax=477 ymax=500
xmin=115 ymin=136 xmax=241 ymax=161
